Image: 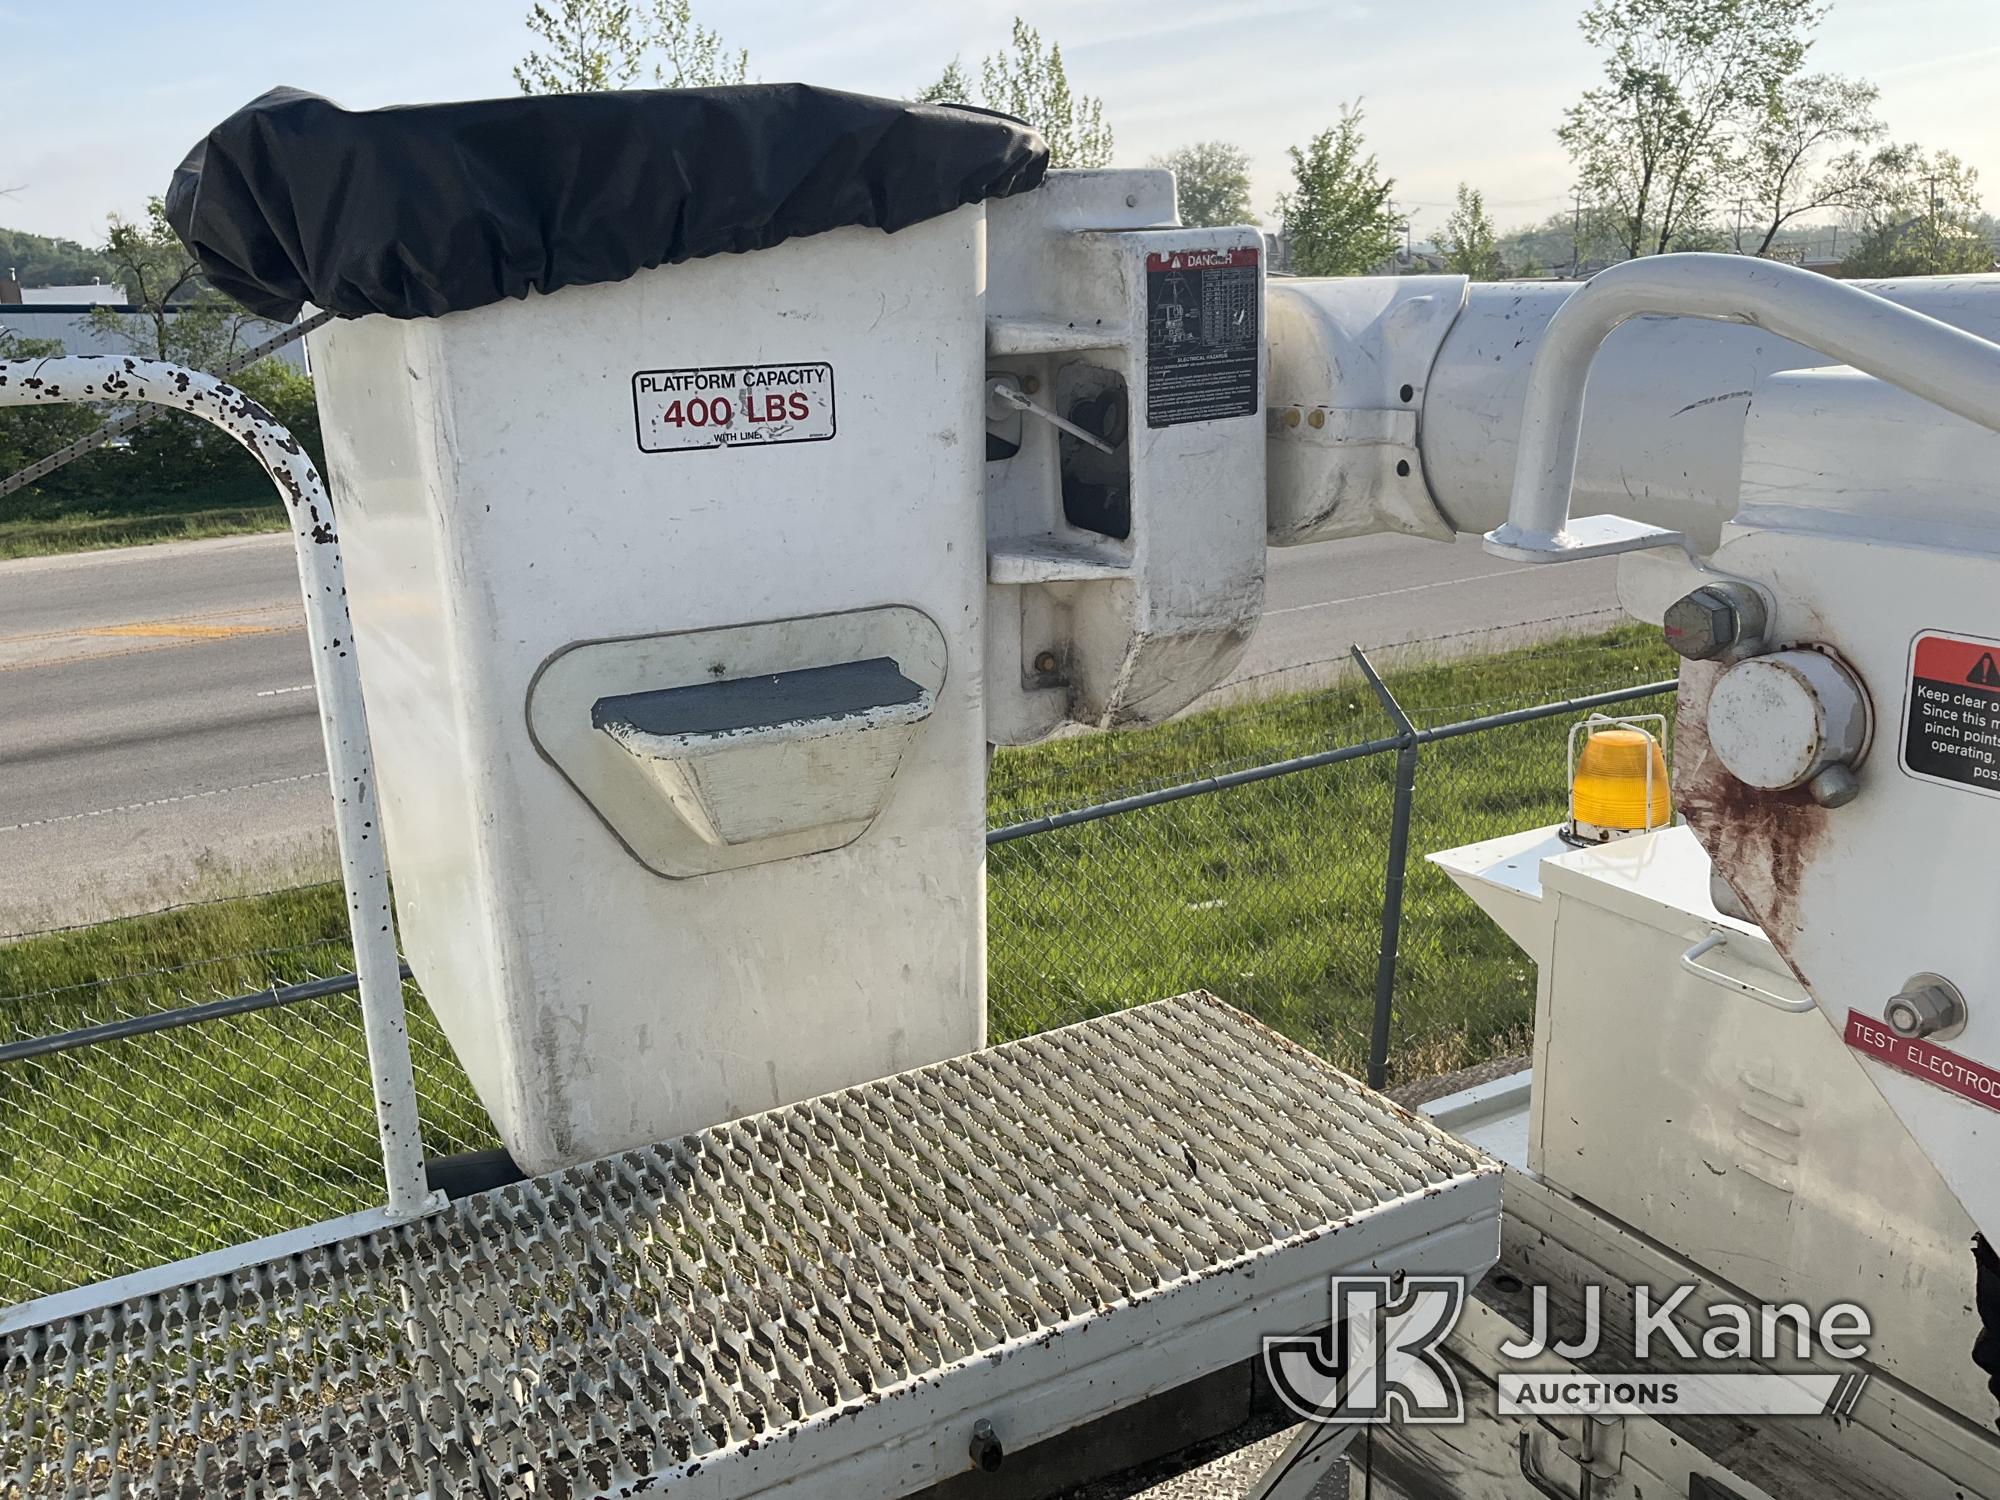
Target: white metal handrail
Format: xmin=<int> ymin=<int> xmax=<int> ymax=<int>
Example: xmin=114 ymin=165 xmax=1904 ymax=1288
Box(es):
xmin=0 ymin=355 xmax=440 ymax=1231
xmin=1486 ymin=252 xmax=2000 ymax=561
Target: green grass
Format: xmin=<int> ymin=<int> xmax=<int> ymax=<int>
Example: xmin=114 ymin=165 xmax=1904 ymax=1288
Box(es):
xmin=0 ymin=888 xmax=494 ymax=1300
xmin=0 ymin=626 xmax=1678 ymax=1300
xmin=0 ymin=477 xmax=286 ymax=560
xmin=988 ymin=626 xmax=1678 ymax=1075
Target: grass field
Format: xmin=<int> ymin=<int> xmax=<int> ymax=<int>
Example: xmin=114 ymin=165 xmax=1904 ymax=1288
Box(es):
xmin=0 ymin=626 xmax=1678 ymax=1301
xmin=0 ymin=479 xmax=285 ymax=560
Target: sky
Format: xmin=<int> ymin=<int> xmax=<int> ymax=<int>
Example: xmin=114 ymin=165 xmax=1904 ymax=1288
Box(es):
xmin=4 ymin=0 xmax=1998 ymax=250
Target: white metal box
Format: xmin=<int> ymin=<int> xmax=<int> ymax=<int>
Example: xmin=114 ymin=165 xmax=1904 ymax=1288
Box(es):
xmin=310 ymin=210 xmax=989 ymax=1173
xmin=1436 ymin=825 xmax=1988 ymax=1421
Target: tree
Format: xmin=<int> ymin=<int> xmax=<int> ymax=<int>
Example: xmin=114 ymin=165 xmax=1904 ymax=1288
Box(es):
xmin=915 ymin=59 xmax=974 ymax=106
xmin=82 ymin=200 xmax=311 ymax=497
xmin=1440 ymin=184 xmax=1507 ymax=279
xmin=87 ymin=199 xmax=253 ymax=368
xmin=1560 ymin=0 xmax=1825 ymax=259
xmin=931 ymin=18 xmax=1111 ymax=168
xmin=1733 ymin=73 xmax=1884 ymax=254
xmin=0 ymin=330 xmax=103 ymax=492
xmin=643 ymin=0 xmax=747 ymax=87
xmin=0 ymin=226 xmax=118 ymax=287
xmin=515 ymin=0 xmax=746 ymax=95
xmin=1841 ymin=146 xmax=1995 ymax=277
xmin=1495 ymin=206 xmax=1627 ymax=277
xmin=515 ymin=0 xmax=641 ymax=91
xmin=1150 ymin=142 xmax=1256 ymax=227
xmin=1275 ymin=106 xmax=1399 ymax=277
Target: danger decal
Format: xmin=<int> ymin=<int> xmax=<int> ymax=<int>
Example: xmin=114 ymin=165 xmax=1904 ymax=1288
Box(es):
xmin=1846 ymin=1011 xmax=2000 ymax=1113
xmin=1901 ymin=631 xmax=2000 ymax=797
xmin=633 ymin=363 xmax=835 ymax=453
xmin=1146 ymin=246 xmax=1260 ymax=428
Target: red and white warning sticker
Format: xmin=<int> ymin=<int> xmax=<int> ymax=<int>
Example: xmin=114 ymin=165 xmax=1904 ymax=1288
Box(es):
xmin=1847 ymin=1010 xmax=2000 ymax=1112
xmin=632 ymin=363 xmax=835 ymax=454
xmin=1901 ymin=630 xmax=2000 ymax=797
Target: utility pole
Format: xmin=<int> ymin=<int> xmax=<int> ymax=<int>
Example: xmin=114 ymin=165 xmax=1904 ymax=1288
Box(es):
xmin=1926 ymin=173 xmax=1942 ymax=274
xmin=1570 ymin=186 xmax=1584 ymax=279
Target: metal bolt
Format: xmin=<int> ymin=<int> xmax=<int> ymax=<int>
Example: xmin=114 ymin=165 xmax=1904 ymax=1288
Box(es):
xmin=1307 ymin=408 xmax=1325 ymax=429
xmin=1808 ymin=763 xmax=1860 ymax=808
xmin=1662 ymin=581 xmax=1768 ymax=662
xmin=1023 ymin=375 xmax=1041 ymax=395
xmin=1663 ymin=588 xmax=1738 ymax=661
xmin=1032 ymin=650 xmax=1059 ymax=675
xmin=969 ymin=1418 xmax=1005 ymax=1471
xmin=1284 ymin=408 xmax=1301 ymax=428
xmin=1886 ymin=975 xmax=1966 ymax=1041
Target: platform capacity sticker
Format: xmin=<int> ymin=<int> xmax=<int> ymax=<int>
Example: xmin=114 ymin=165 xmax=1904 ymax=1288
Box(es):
xmin=1846 ymin=1011 xmax=2000 ymax=1112
xmin=632 ymin=363 xmax=835 ymax=453
xmin=1901 ymin=631 xmax=2000 ymax=797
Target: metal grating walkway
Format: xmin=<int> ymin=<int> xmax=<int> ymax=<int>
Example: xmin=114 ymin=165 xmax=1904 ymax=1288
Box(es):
xmin=0 ymin=993 xmax=1498 ymax=1500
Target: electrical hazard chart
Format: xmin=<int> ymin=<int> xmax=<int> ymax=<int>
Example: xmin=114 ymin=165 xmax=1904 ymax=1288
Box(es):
xmin=1146 ymin=246 xmax=1260 ymax=428
xmin=1902 ymin=631 xmax=2000 ymax=796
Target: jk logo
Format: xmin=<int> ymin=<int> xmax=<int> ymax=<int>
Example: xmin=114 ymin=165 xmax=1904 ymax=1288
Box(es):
xmin=1263 ymin=1276 xmax=1468 ymax=1425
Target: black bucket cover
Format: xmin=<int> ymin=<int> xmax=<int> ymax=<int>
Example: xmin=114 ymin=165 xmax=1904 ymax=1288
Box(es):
xmin=166 ymin=84 xmax=1048 ymax=322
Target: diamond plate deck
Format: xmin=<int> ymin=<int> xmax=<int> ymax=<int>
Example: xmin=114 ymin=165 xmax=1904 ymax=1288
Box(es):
xmin=0 ymin=993 xmax=1499 ymax=1500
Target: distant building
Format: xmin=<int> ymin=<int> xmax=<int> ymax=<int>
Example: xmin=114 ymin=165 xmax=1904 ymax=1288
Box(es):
xmin=20 ymin=281 xmax=124 ymax=305
xmin=0 ymin=301 xmax=308 ymax=372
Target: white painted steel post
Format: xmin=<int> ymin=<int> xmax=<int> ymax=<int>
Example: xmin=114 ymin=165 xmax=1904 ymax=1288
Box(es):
xmin=0 ymin=354 xmax=440 ymax=1222
xmin=1486 ymin=253 xmax=2000 ymax=561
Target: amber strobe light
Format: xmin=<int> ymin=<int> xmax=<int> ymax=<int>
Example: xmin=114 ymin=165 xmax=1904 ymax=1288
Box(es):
xmin=1566 ymin=715 xmax=1673 ymax=843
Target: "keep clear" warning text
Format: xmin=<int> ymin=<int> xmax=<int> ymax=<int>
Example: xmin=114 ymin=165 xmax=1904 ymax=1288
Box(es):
xmin=1903 ymin=632 xmax=2000 ymax=795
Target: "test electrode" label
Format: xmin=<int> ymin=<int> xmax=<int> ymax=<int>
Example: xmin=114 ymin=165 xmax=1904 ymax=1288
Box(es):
xmin=633 ymin=363 xmax=836 ymax=453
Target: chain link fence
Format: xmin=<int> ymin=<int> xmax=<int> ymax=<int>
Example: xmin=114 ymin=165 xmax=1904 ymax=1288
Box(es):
xmin=0 ymin=631 xmax=1677 ymax=1310
xmin=0 ymin=928 xmax=495 ymax=1305
xmin=988 ymin=642 xmax=1676 ymax=1083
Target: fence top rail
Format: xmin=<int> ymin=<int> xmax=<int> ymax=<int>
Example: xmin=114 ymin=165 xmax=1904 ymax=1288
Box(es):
xmin=0 ymin=966 xmax=415 ymax=1066
xmin=985 ymin=677 xmax=1677 ymax=844
xmin=0 ymin=677 xmax=1676 ymax=1059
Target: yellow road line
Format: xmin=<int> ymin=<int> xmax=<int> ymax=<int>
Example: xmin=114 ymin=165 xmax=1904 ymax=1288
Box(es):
xmin=0 ymin=605 xmax=299 ymax=649
xmin=0 ymin=612 xmax=303 ymax=674
xmin=81 ymin=621 xmax=287 ymax=641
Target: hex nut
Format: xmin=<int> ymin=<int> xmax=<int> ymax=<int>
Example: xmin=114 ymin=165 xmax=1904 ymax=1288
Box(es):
xmin=1886 ymin=976 xmax=1966 ymax=1040
xmin=969 ymin=1418 xmax=1004 ymax=1471
xmin=1663 ymin=587 xmax=1739 ymax=661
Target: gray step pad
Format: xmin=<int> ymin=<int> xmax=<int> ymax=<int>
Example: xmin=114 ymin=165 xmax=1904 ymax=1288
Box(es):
xmin=0 ymin=993 xmax=1499 ymax=1499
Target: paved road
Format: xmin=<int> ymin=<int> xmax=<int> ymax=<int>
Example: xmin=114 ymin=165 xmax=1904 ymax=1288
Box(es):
xmin=1225 ymin=528 xmax=1624 ymax=700
xmin=0 ymin=531 xmax=1620 ymax=937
